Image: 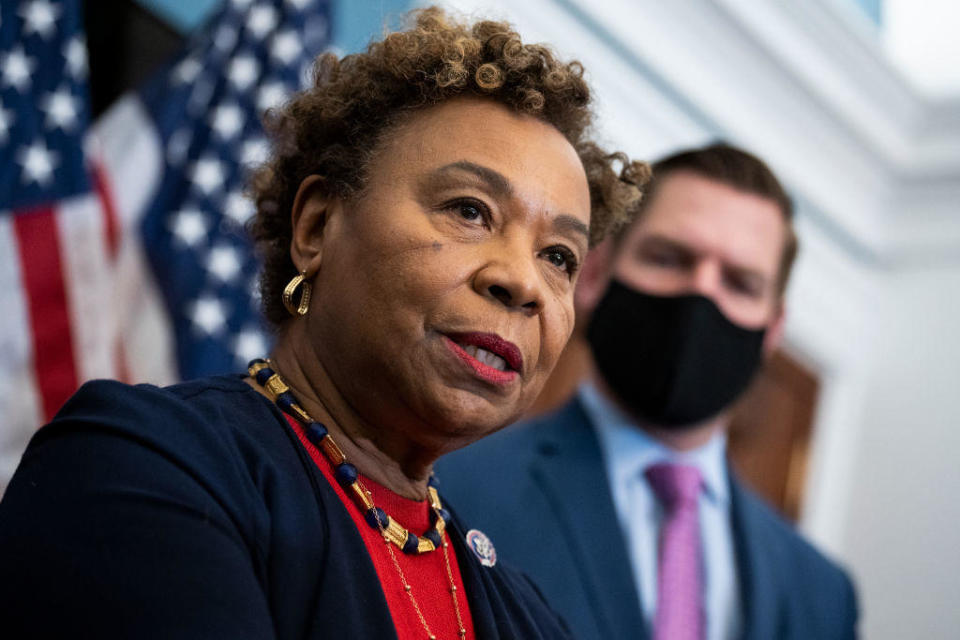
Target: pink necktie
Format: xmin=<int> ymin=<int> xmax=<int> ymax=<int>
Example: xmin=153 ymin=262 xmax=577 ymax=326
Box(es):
xmin=646 ymin=463 xmax=704 ymax=640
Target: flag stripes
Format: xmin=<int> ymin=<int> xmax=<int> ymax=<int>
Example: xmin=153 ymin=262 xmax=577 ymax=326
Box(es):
xmin=12 ymin=206 xmax=78 ymax=421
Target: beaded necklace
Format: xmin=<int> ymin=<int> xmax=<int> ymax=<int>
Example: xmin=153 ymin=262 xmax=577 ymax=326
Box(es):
xmin=248 ymin=359 xmax=466 ymax=639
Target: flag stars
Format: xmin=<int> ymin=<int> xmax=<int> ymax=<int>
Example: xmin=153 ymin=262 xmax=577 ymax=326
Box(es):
xmin=304 ymin=15 xmax=329 ymax=47
xmin=249 ymin=275 xmax=262 ymax=304
xmin=271 ymin=30 xmax=302 ymax=64
xmin=17 ymin=140 xmax=58 ymax=185
xmin=191 ymin=156 xmax=226 ymax=195
xmin=191 ymin=296 xmax=227 ymax=335
xmin=171 ymin=209 xmax=208 ymax=247
xmin=19 ymin=0 xmax=61 ymax=39
xmin=174 ymin=56 xmax=203 ymax=85
xmin=298 ymin=60 xmax=314 ymax=89
xmin=210 ymin=103 xmax=244 ymax=139
xmin=207 ymin=245 xmax=242 ymax=282
xmin=187 ymin=77 xmax=215 ymax=117
xmin=2 ymin=47 xmax=36 ymax=92
xmin=247 ymin=5 xmax=279 ymax=39
xmin=234 ymin=329 xmax=268 ymax=364
xmin=241 ymin=137 xmax=268 ymax=165
xmin=228 ymin=55 xmax=260 ymax=90
xmin=64 ymin=36 xmax=87 ymax=78
xmin=214 ymin=25 xmax=238 ymax=53
xmin=166 ymin=127 xmax=192 ymax=166
xmin=225 ymin=191 xmax=255 ymax=225
xmin=42 ymin=87 xmax=81 ymax=132
xmin=257 ymin=82 xmax=286 ymax=112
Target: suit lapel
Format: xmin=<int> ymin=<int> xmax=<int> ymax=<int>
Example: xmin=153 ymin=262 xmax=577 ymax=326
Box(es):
xmin=729 ymin=475 xmax=783 ymax=640
xmin=529 ymin=400 xmax=649 ymax=640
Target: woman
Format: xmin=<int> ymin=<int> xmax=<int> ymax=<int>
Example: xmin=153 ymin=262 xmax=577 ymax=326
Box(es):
xmin=0 ymin=8 xmax=647 ymax=638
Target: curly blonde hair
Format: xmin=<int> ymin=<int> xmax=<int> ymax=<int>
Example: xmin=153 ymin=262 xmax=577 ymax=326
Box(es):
xmin=250 ymin=6 xmax=649 ymax=326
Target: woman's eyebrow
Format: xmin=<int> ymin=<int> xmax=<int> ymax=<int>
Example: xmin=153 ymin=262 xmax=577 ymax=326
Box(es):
xmin=429 ymin=161 xmax=513 ymax=197
xmin=552 ymin=214 xmax=589 ymax=243
xmin=428 ymin=162 xmax=587 ymax=242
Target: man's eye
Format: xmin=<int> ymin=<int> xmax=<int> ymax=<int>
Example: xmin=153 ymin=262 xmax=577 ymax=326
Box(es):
xmin=726 ymin=275 xmax=762 ymax=297
xmin=646 ymin=251 xmax=684 ymax=267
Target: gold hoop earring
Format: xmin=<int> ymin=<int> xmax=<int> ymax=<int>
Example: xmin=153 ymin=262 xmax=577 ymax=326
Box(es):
xmin=282 ymin=271 xmax=312 ymax=317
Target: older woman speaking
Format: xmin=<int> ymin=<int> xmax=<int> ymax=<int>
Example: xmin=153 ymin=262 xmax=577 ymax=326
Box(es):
xmin=0 ymin=7 xmax=646 ymax=639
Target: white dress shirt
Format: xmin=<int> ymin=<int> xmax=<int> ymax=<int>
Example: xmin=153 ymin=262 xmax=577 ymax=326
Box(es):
xmin=579 ymin=382 xmax=742 ymax=640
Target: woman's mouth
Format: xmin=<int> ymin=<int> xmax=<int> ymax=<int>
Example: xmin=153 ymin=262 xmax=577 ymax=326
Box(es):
xmin=460 ymin=344 xmax=510 ymax=371
xmin=443 ymin=332 xmax=522 ymax=386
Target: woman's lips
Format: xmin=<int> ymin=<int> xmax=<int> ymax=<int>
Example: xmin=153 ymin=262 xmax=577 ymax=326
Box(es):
xmin=443 ymin=332 xmax=522 ymax=386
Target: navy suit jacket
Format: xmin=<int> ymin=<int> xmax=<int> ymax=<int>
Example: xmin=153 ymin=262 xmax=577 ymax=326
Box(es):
xmin=435 ymin=399 xmax=858 ymax=640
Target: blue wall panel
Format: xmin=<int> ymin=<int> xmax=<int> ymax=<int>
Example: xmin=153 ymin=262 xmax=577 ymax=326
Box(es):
xmin=134 ymin=0 xmax=413 ymax=52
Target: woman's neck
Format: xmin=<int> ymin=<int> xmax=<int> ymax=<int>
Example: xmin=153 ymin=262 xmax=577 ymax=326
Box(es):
xmin=255 ymin=330 xmax=437 ymax=501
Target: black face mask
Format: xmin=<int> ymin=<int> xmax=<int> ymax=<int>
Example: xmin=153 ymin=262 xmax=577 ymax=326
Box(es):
xmin=586 ymin=279 xmax=766 ymax=428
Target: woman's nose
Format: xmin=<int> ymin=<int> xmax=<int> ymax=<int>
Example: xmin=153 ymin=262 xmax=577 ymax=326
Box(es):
xmin=473 ymin=247 xmax=545 ymax=315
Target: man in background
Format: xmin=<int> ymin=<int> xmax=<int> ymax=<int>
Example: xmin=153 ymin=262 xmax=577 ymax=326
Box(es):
xmin=437 ymin=144 xmax=857 ymax=640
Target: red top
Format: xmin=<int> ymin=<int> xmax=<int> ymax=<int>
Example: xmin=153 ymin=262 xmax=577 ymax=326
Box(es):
xmin=287 ymin=415 xmax=476 ymax=640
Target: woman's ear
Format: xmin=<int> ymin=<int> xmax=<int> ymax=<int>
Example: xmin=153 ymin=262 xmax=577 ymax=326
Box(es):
xmin=290 ymin=175 xmax=333 ymax=276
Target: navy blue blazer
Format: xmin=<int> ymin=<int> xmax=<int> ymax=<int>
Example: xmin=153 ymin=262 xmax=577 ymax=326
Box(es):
xmin=0 ymin=376 xmax=572 ymax=639
xmin=435 ymin=399 xmax=858 ymax=640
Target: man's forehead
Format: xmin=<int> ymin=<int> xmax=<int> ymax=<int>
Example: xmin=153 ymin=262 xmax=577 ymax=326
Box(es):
xmin=622 ymin=173 xmax=787 ymax=275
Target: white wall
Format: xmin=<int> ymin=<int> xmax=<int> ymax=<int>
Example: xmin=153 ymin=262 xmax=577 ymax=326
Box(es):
xmin=884 ymin=0 xmax=960 ymax=97
xmin=428 ymin=0 xmax=960 ymax=636
xmin=844 ymin=265 xmax=960 ymax=638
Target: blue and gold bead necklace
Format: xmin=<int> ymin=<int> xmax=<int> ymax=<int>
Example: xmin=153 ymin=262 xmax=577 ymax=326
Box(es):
xmin=248 ymin=359 xmax=467 ymax=638
xmin=248 ymin=359 xmax=451 ymax=554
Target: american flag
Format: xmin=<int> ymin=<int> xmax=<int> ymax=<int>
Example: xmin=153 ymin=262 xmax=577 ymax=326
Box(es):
xmin=0 ymin=0 xmax=333 ymax=492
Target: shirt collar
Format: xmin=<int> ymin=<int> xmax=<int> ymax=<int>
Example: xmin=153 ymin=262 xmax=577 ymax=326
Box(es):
xmin=578 ymin=381 xmax=730 ymax=505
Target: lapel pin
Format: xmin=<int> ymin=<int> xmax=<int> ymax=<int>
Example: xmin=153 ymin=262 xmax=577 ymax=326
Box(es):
xmin=465 ymin=529 xmax=497 ymax=568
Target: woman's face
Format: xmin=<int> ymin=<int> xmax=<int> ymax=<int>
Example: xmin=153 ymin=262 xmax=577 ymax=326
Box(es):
xmin=302 ymin=98 xmax=591 ymax=450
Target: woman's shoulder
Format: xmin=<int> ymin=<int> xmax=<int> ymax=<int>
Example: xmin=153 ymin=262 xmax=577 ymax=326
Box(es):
xmin=49 ymin=374 xmax=275 ymax=443
xmin=0 ymin=375 xmax=335 ymax=639
xmin=29 ymin=374 xmax=296 ymax=498
xmin=58 ymin=373 xmax=258 ymax=418
xmin=13 ymin=374 xmax=321 ymax=545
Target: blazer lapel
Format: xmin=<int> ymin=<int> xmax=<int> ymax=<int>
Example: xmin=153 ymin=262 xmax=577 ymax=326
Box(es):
xmin=729 ymin=475 xmax=783 ymax=640
xmin=529 ymin=399 xmax=649 ymax=640
xmin=448 ymin=514 xmax=505 ymax=640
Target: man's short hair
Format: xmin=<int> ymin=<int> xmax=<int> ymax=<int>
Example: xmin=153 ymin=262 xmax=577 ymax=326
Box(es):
xmin=622 ymin=143 xmax=798 ymax=294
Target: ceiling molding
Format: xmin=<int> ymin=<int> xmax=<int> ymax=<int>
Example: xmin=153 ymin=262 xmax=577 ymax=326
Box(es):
xmin=436 ymin=0 xmax=958 ymax=266
xmin=551 ymin=0 xmax=960 ymax=266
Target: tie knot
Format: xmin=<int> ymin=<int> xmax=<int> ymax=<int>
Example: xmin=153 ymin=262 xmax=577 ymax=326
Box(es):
xmin=645 ymin=463 xmax=702 ymax=509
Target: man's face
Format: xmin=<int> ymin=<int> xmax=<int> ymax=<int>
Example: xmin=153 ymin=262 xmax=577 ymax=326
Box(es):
xmin=608 ymin=170 xmax=788 ymax=330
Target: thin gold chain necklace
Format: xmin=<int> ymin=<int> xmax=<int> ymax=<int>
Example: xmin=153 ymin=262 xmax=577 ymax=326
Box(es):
xmin=248 ymin=359 xmax=467 ymax=639
xmin=384 ymin=534 xmax=467 ymax=639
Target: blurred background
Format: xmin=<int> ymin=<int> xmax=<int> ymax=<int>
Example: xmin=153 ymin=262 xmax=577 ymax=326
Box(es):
xmin=1 ymin=0 xmax=957 ymax=637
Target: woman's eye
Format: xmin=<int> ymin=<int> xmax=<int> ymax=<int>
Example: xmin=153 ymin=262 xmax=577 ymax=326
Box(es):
xmin=443 ymin=198 xmax=488 ymax=225
xmin=542 ymin=246 xmax=579 ymax=277
xmin=458 ymin=203 xmax=482 ymax=221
